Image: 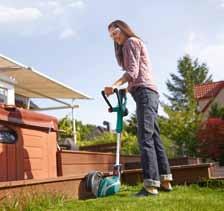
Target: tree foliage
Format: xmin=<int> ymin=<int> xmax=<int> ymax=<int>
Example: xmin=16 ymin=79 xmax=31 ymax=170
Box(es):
xmin=160 ymin=55 xmax=213 ymax=156
xmin=165 ymin=55 xmax=212 ymax=110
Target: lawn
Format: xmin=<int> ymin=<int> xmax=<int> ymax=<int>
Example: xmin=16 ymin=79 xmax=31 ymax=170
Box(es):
xmin=1 ymin=183 xmax=224 ymax=211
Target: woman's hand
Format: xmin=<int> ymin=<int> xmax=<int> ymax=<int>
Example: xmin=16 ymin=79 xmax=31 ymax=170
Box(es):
xmin=104 ymin=73 xmax=129 ymax=97
xmin=104 ymin=86 xmax=116 ymax=97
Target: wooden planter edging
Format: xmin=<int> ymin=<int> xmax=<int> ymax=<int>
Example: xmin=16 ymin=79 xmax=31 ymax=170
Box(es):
xmin=122 ymin=163 xmax=215 ymax=185
xmin=79 ymin=143 xmax=117 ymax=153
xmin=0 ymin=171 xmax=137 ymax=200
xmin=79 ymin=144 xmax=202 ymax=166
xmin=171 ymin=163 xmax=214 ymax=184
xmin=57 ymin=150 xmax=215 ymax=185
xmin=168 ymin=157 xmax=202 ymax=166
xmin=0 ymin=163 xmax=215 ymax=201
xmin=57 ymin=150 xmax=140 ymax=177
xmin=0 ymin=174 xmax=92 ymax=200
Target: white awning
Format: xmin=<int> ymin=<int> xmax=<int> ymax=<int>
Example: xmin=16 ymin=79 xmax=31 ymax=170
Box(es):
xmin=0 ymin=54 xmax=91 ymax=100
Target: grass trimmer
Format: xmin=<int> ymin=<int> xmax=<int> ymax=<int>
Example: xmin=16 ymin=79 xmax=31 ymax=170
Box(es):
xmin=85 ymin=88 xmax=128 ymax=197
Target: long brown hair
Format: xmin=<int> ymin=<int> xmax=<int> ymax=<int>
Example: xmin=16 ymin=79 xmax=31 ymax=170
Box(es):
xmin=108 ymin=20 xmax=139 ymax=68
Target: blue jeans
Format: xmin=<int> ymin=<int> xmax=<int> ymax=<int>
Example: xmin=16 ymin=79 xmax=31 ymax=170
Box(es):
xmin=131 ymin=87 xmax=172 ymax=188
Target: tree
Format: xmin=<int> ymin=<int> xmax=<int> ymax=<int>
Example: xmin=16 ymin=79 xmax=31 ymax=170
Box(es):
xmin=160 ymin=55 xmax=213 ymax=156
xmin=165 ymin=55 xmax=212 ymax=110
xmin=58 ymin=116 xmax=73 ymax=138
xmin=159 ymin=105 xmax=202 ymax=156
xmin=58 ymin=116 xmax=97 ymax=142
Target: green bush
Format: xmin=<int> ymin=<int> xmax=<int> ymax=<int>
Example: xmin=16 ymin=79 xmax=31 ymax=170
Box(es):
xmin=78 ymin=132 xmax=116 ymax=147
xmin=121 ymin=131 xmax=139 ymax=155
xmin=78 ymin=131 xmax=140 ymax=155
xmin=78 ymin=130 xmax=176 ymax=157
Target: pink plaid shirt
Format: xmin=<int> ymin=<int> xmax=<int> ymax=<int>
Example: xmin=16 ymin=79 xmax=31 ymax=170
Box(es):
xmin=122 ymin=37 xmax=158 ymax=93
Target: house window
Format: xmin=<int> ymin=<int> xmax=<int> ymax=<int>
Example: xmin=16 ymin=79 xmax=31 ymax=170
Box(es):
xmin=0 ymin=87 xmax=7 ymax=104
xmin=0 ymin=124 xmax=18 ymax=144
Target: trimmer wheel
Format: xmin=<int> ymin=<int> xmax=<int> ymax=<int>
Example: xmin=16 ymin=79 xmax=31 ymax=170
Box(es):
xmin=85 ymin=171 xmax=103 ymax=193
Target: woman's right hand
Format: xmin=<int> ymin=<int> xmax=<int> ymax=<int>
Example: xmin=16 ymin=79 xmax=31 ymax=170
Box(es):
xmin=104 ymin=86 xmax=115 ymax=97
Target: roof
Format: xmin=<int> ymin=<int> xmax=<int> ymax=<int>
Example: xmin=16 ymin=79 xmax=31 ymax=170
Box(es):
xmin=194 ymin=81 xmax=224 ymax=100
xmin=0 ymin=54 xmax=92 ymax=100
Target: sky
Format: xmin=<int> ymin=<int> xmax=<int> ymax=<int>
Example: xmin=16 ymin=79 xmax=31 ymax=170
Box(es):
xmin=0 ymin=0 xmax=224 ymax=129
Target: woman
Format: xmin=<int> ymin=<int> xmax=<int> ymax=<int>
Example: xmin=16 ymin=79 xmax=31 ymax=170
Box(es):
xmin=104 ymin=20 xmax=173 ymax=197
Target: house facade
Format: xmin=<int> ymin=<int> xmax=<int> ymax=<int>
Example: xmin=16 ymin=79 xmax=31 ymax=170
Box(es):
xmin=194 ymin=81 xmax=224 ymax=119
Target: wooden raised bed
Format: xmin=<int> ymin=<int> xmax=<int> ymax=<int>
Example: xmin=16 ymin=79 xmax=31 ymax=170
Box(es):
xmin=168 ymin=157 xmax=202 ymax=166
xmin=79 ymin=143 xmax=117 ymax=153
xmin=123 ymin=157 xmax=202 ymax=170
xmin=122 ymin=163 xmax=215 ymax=185
xmin=57 ymin=150 xmax=140 ymax=176
xmin=171 ymin=163 xmax=214 ymax=184
xmin=79 ymin=142 xmax=202 ymax=166
xmin=0 ymin=163 xmax=215 ymax=200
xmin=57 ymin=150 xmax=215 ymax=185
xmin=0 ymin=174 xmax=91 ymax=200
xmin=0 ymin=149 xmax=216 ymax=200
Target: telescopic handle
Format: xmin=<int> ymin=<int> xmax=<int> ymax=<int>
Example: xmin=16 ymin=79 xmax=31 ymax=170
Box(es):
xmin=114 ymin=88 xmax=122 ymax=110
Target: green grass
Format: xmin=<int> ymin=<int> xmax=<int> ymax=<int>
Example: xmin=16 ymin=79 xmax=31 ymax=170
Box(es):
xmin=1 ymin=183 xmax=224 ymax=211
